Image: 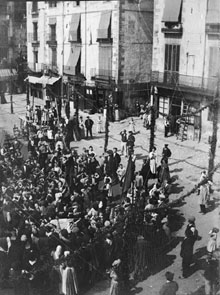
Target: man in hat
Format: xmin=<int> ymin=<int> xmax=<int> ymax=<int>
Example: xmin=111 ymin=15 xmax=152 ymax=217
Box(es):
xmin=162 ymin=144 xmax=172 ymax=162
xmin=85 ymin=116 xmax=94 ymax=139
xmin=120 ymin=130 xmax=128 ymax=157
xmin=159 ymin=271 xmax=178 ymax=295
xmin=127 ymin=131 xmax=135 ymax=155
xmin=164 ymin=116 xmax=170 ymax=137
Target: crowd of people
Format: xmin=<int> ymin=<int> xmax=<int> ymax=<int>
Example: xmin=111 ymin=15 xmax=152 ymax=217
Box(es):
xmin=0 ymin=100 xmax=219 ymax=295
xmin=0 ymin=103 xmax=180 ymax=295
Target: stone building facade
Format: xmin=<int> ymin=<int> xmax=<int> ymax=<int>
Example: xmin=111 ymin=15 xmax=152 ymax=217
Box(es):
xmin=151 ymin=0 xmax=220 ymax=142
xmin=26 ymin=0 xmax=153 ymax=111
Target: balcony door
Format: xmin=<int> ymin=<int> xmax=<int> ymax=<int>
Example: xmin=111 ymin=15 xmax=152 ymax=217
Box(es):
xmin=164 ymin=44 xmax=180 ymax=84
xmin=208 ymin=46 xmax=220 ymax=91
xmin=98 ymin=45 xmax=112 ymax=77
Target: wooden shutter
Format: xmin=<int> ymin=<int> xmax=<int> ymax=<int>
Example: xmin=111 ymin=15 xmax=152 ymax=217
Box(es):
xmin=98 ymin=45 xmax=112 ymax=76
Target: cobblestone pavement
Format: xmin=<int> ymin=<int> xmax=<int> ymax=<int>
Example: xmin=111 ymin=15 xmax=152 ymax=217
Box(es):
xmin=0 ymin=94 xmax=220 ymax=295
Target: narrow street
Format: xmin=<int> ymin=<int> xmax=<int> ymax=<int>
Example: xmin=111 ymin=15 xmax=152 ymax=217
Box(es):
xmin=0 ymin=94 xmax=219 ymax=295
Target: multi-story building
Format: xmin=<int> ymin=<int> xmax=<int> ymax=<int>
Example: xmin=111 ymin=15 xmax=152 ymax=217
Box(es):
xmin=26 ymin=0 xmax=153 ymax=111
xmin=0 ymin=2 xmax=26 ymax=93
xmin=151 ymin=0 xmax=220 ymax=142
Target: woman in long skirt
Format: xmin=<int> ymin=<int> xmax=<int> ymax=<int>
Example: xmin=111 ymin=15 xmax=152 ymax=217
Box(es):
xmin=149 ymin=147 xmax=157 ymax=177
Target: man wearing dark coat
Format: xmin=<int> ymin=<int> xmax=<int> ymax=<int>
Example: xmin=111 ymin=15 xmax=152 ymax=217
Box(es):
xmin=85 ymin=116 xmax=94 ymax=139
xmin=112 ymin=147 xmax=121 ymax=182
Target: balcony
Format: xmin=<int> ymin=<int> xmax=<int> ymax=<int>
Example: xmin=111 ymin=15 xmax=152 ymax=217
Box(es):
xmin=161 ymin=23 xmax=183 ymax=35
xmin=151 ymin=71 xmax=218 ymax=95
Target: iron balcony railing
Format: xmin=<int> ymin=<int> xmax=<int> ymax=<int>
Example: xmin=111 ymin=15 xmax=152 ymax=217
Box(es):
xmin=151 ymin=71 xmax=218 ymax=95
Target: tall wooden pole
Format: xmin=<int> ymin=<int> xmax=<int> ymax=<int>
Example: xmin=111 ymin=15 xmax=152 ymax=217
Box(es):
xmin=208 ymin=97 xmax=218 ymax=180
xmin=104 ymin=99 xmax=109 ymax=152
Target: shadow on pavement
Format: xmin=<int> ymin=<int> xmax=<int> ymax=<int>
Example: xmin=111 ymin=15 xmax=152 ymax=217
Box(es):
xmin=150 ymin=254 xmax=177 ymax=275
xmin=189 ymin=285 xmax=205 ymax=295
xmin=169 ymin=167 xmax=183 ymax=173
xmin=128 ymin=286 xmax=143 ymax=295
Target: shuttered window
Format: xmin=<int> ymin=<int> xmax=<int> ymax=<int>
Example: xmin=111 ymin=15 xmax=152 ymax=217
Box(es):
xmin=164 ymin=44 xmax=180 ymax=84
xmin=98 ymin=45 xmax=112 ymax=76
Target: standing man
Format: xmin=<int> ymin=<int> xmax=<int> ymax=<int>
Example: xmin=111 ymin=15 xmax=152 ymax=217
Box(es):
xmin=120 ymin=130 xmax=128 ymax=157
xmin=159 ymin=271 xmax=179 ymax=295
xmin=112 ymin=147 xmax=121 ymax=183
xmin=162 ymin=144 xmax=172 ymax=162
xmin=127 ymin=131 xmax=135 ymax=155
xmin=164 ymin=116 xmax=170 ymax=137
xmin=85 ymin=116 xmax=94 ymax=139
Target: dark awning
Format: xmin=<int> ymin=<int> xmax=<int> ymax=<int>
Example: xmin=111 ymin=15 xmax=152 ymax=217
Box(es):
xmin=97 ymin=11 xmax=111 ymax=39
xmin=0 ymin=69 xmax=17 ymax=81
xmin=69 ymin=14 xmax=80 ymax=42
xmin=64 ymin=47 xmax=81 ymax=76
xmin=162 ymin=0 xmax=182 ymax=22
xmin=206 ymin=0 xmax=220 ymax=24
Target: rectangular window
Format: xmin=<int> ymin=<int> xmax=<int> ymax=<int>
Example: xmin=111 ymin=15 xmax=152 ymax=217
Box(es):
xmin=75 ymin=53 xmax=81 ymax=75
xmin=32 ymin=2 xmax=38 ymax=13
xmin=164 ymin=44 xmax=180 ymax=84
xmin=159 ymin=97 xmax=169 ymax=118
xmin=49 ymin=1 xmax=57 ymax=8
xmin=98 ymin=45 xmax=112 ymax=76
xmin=50 ymin=24 xmax=56 ymax=41
xmin=51 ymin=48 xmax=57 ymax=66
xmin=33 ymin=51 xmax=38 ymax=64
xmin=208 ymin=47 xmax=220 ymax=91
xmin=33 ymin=22 xmax=38 ymax=41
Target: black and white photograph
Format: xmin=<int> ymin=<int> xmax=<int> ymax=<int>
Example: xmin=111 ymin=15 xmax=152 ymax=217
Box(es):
xmin=0 ymin=1 xmax=220 ymax=295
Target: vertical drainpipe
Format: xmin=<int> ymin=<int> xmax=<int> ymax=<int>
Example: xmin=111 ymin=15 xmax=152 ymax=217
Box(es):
xmin=61 ymin=2 xmax=64 ymax=104
xmin=118 ymin=0 xmax=122 ymax=96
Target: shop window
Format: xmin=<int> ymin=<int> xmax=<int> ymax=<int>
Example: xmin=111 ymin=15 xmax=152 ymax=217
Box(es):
xmin=159 ymin=97 xmax=169 ymax=118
